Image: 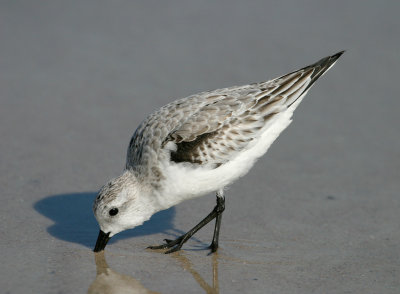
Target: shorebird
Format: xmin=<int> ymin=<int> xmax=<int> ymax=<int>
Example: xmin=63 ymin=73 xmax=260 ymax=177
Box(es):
xmin=93 ymin=51 xmax=344 ymax=253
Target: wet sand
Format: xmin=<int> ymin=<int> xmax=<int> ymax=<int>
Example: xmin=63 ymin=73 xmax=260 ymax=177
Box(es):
xmin=1 ymin=1 xmax=399 ymax=293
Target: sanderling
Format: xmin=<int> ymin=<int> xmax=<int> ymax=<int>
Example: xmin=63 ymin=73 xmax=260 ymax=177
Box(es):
xmin=93 ymin=51 xmax=344 ymax=253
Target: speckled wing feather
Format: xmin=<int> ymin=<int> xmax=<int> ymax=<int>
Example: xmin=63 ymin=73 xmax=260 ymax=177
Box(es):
xmin=126 ymin=52 xmax=343 ymax=177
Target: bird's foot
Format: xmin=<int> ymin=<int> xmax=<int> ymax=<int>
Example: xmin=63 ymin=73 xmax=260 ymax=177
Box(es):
xmin=208 ymin=241 xmax=219 ymax=253
xmin=147 ymin=236 xmax=186 ymax=254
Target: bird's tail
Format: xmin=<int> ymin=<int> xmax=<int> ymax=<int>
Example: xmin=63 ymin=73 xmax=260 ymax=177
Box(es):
xmin=279 ymin=50 xmax=344 ymax=108
xmin=301 ymin=50 xmax=345 ymax=92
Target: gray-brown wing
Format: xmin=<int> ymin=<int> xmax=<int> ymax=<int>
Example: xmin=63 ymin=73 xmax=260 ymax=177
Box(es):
xmin=126 ymin=52 xmax=343 ymax=172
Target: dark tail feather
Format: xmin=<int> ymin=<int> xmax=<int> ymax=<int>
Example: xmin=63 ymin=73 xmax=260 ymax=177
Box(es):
xmin=303 ymin=50 xmax=345 ymax=92
xmin=286 ymin=51 xmax=344 ymax=108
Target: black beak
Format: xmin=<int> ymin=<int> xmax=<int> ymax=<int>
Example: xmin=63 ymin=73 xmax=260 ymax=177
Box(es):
xmin=93 ymin=230 xmax=111 ymax=252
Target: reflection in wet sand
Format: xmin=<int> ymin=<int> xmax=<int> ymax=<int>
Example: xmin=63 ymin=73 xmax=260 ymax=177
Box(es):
xmin=88 ymin=251 xmax=219 ymax=294
xmin=88 ymin=251 xmax=220 ymax=294
xmin=88 ymin=252 xmax=159 ymax=294
xmin=172 ymin=252 xmax=219 ymax=294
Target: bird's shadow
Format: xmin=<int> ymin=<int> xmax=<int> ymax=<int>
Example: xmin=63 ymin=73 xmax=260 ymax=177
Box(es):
xmin=34 ymin=192 xmax=179 ymax=249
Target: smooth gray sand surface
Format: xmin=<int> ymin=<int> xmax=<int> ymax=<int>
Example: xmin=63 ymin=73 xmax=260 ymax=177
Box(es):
xmin=1 ymin=1 xmax=399 ymax=293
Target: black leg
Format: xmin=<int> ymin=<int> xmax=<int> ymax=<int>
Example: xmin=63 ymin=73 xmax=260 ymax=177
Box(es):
xmin=148 ymin=191 xmax=225 ymax=254
xmin=209 ymin=193 xmax=225 ymax=252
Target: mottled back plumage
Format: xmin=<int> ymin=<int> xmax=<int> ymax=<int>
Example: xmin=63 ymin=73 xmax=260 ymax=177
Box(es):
xmin=126 ymin=52 xmax=343 ymax=180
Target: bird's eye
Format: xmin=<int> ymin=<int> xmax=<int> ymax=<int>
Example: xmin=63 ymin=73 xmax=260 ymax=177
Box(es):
xmin=109 ymin=208 xmax=119 ymax=216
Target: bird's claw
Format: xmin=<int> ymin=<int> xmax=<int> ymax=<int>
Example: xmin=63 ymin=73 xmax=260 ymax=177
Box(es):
xmin=147 ymin=244 xmax=168 ymax=250
xmin=208 ymin=242 xmax=218 ymax=253
xmin=147 ymin=236 xmax=185 ymax=253
xmin=164 ymin=244 xmax=183 ymax=254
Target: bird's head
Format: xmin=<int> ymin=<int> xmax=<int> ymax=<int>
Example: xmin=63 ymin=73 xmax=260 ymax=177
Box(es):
xmin=93 ymin=170 xmax=156 ymax=252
